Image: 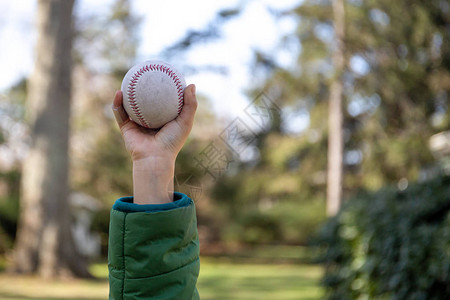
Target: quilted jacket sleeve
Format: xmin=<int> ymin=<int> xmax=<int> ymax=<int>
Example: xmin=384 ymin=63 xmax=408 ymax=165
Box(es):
xmin=108 ymin=192 xmax=200 ymax=300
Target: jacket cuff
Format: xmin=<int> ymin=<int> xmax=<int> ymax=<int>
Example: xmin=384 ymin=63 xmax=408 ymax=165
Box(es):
xmin=112 ymin=192 xmax=191 ymax=213
xmin=108 ymin=193 xmax=200 ymax=299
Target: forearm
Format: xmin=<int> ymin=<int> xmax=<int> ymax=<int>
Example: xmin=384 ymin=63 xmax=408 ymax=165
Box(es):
xmin=133 ymin=156 xmax=175 ymax=204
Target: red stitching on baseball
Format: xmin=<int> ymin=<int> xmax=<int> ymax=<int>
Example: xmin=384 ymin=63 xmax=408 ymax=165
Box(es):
xmin=127 ymin=63 xmax=184 ymax=127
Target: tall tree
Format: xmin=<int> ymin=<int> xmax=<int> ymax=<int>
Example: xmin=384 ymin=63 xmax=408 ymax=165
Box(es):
xmin=12 ymin=0 xmax=90 ymax=278
xmin=326 ymin=0 xmax=345 ymax=216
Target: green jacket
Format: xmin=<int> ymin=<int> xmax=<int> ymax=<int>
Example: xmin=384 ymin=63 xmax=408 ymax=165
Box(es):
xmin=108 ymin=192 xmax=200 ymax=299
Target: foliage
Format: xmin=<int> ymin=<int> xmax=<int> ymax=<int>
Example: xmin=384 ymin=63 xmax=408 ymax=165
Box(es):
xmin=90 ymin=208 xmax=111 ymax=256
xmin=0 ymin=60 xmax=27 ymax=256
xmin=219 ymin=199 xmax=326 ymax=246
xmin=0 ymin=171 xmax=20 ymax=254
xmin=71 ymin=0 xmax=140 ymax=206
xmin=209 ymin=0 xmax=449 ymax=247
xmin=212 ymin=130 xmax=327 ymax=246
xmin=254 ymin=0 xmax=450 ymax=196
xmin=74 ymin=0 xmax=140 ymax=75
xmin=314 ymin=174 xmax=450 ymax=299
xmin=1 ymin=0 xmax=449 ymax=258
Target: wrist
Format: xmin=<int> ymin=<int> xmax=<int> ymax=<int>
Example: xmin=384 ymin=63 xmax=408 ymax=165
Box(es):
xmin=132 ymin=156 xmax=175 ymax=205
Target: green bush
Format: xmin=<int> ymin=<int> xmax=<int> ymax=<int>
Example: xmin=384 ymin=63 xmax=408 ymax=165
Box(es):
xmin=0 ymin=170 xmax=21 ymax=254
xmin=221 ymin=199 xmax=326 ymax=246
xmin=0 ymin=196 xmax=19 ymax=254
xmin=314 ymin=175 xmax=450 ymax=300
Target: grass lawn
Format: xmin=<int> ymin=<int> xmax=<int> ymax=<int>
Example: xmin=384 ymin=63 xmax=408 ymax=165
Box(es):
xmin=198 ymin=258 xmax=323 ymax=300
xmin=0 ymin=258 xmax=323 ymax=300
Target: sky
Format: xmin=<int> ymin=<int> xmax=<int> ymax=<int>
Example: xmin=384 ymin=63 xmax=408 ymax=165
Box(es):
xmin=0 ymin=0 xmax=300 ymax=119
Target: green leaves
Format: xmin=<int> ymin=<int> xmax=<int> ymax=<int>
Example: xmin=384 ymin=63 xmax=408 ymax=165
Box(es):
xmin=314 ymin=175 xmax=450 ymax=299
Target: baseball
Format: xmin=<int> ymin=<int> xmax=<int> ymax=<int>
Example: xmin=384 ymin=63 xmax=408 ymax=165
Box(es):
xmin=121 ymin=60 xmax=186 ymax=129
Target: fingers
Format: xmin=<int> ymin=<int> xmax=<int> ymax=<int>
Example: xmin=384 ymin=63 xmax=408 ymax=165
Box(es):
xmin=112 ymin=90 xmax=130 ymax=128
xmin=176 ymin=84 xmax=198 ymax=131
xmin=156 ymin=84 xmax=197 ymax=153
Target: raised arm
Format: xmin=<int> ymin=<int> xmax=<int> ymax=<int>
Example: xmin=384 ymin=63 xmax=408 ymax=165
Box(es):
xmin=108 ymin=84 xmax=200 ymax=300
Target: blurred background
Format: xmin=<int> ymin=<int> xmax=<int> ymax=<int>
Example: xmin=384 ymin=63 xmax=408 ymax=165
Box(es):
xmin=0 ymin=0 xmax=449 ymax=299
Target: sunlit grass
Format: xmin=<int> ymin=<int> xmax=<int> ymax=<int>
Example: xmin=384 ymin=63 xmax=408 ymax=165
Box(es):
xmin=198 ymin=258 xmax=323 ymax=300
xmin=0 ymin=258 xmax=323 ymax=300
xmin=0 ymin=274 xmax=109 ymax=300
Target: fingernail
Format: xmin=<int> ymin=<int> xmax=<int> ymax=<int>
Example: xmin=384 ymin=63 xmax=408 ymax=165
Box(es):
xmin=191 ymin=84 xmax=196 ymax=97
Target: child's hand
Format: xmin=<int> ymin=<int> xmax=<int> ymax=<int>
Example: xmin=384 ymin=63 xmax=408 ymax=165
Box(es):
xmin=112 ymin=84 xmax=198 ymax=204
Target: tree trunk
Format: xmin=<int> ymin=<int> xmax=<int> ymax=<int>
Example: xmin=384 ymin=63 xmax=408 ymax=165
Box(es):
xmin=12 ymin=0 xmax=90 ymax=278
xmin=326 ymin=0 xmax=345 ymax=217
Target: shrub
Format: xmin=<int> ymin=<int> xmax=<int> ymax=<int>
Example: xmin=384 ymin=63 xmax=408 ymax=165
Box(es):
xmin=314 ymin=175 xmax=450 ymax=299
xmin=221 ymin=199 xmax=326 ymax=246
xmin=0 ymin=170 xmax=20 ymax=254
xmin=0 ymin=196 xmax=19 ymax=254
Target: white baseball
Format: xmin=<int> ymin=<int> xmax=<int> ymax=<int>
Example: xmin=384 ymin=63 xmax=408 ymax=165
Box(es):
xmin=121 ymin=60 xmax=186 ymax=129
